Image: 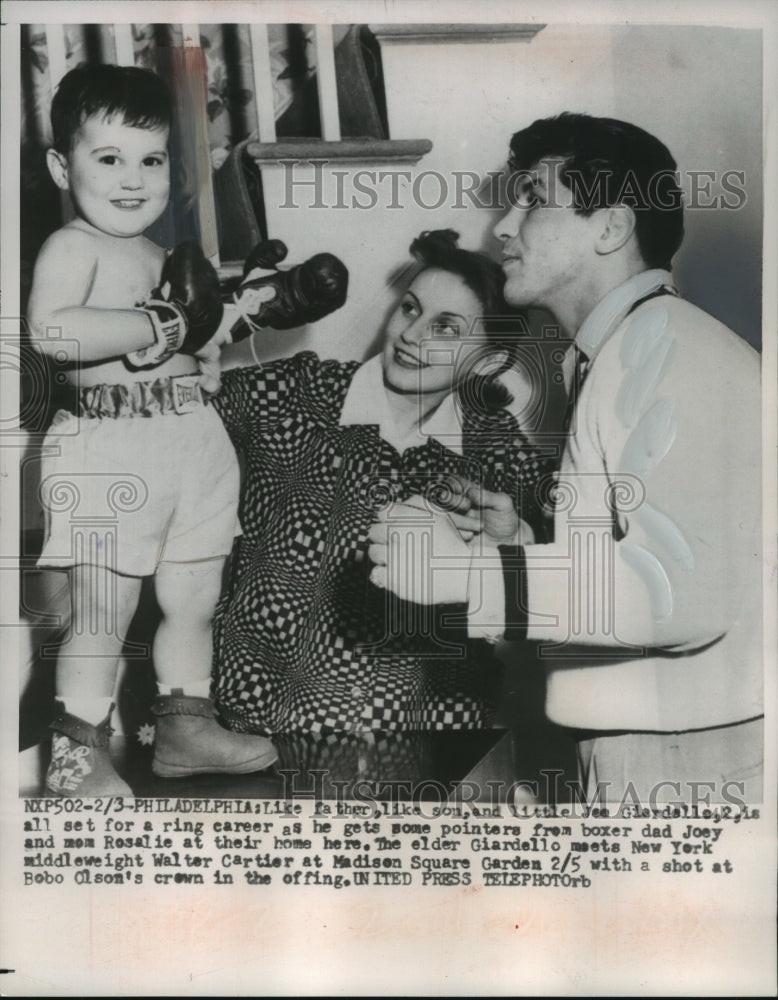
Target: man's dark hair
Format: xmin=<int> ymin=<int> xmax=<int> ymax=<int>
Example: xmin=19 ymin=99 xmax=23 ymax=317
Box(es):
xmin=51 ymin=63 xmax=172 ymax=154
xmin=508 ymin=112 xmax=684 ymax=269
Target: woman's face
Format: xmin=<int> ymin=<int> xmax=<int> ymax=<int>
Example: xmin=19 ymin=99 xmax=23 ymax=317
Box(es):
xmin=382 ymin=267 xmax=486 ymax=401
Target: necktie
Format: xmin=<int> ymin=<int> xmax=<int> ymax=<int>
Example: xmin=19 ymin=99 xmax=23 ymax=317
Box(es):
xmin=561 ymin=343 xmax=590 ymax=433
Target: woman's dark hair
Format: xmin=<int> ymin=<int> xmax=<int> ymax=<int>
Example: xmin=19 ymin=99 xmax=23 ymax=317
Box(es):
xmin=409 ymin=229 xmax=527 ymax=413
xmin=51 ymin=64 xmax=172 ymax=154
xmin=508 ymin=112 xmax=684 ymax=270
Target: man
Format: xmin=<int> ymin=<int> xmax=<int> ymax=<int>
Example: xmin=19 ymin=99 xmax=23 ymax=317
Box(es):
xmin=368 ymin=113 xmax=763 ymax=804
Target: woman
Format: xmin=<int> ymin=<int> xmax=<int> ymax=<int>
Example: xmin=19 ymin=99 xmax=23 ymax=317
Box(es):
xmin=212 ymin=230 xmax=553 ymax=736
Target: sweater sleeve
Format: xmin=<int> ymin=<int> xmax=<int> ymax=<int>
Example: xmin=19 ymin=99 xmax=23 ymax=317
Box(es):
xmin=523 ymin=300 xmax=762 ymax=651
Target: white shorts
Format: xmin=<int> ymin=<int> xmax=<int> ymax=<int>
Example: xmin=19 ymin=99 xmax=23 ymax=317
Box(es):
xmin=38 ymin=403 xmax=240 ymax=577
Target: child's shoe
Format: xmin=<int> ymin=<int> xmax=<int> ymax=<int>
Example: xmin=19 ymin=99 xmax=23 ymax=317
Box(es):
xmin=151 ymin=689 xmax=277 ymax=777
xmin=46 ymin=706 xmax=133 ymax=797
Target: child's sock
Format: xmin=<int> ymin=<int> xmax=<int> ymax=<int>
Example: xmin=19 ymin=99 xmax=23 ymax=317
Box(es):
xmin=157 ymin=679 xmax=211 ymax=699
xmin=59 ymin=696 xmax=114 ymax=726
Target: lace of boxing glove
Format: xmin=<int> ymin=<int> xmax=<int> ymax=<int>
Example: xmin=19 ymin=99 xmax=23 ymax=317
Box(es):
xmin=231 ymin=240 xmax=288 ymax=336
xmin=127 ymin=241 xmax=224 ymax=368
xmin=224 ymin=239 xmax=349 ymax=341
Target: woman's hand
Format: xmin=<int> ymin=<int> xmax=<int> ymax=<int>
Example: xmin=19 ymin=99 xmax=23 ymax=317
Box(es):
xmin=437 ymin=476 xmax=534 ymax=547
xmin=195 ymin=339 xmax=222 ymax=395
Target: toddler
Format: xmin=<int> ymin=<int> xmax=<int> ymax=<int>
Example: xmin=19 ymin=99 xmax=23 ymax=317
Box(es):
xmin=27 ymin=63 xmax=278 ymax=795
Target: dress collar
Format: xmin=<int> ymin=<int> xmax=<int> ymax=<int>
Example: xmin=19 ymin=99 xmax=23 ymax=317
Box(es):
xmin=339 ymin=354 xmax=464 ymax=455
xmin=576 ymin=269 xmax=675 ymax=361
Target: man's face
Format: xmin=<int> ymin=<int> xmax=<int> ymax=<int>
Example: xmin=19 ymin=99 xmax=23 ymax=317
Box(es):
xmin=493 ymin=158 xmax=598 ymax=313
xmin=48 ymin=113 xmax=170 ymax=238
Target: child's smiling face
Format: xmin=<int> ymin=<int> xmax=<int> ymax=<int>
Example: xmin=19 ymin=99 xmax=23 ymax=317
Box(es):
xmin=48 ymin=112 xmax=170 ymax=238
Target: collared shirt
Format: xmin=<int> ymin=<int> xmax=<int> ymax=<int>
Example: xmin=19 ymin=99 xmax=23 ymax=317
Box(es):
xmin=338 ymin=353 xmax=466 ymax=455
xmin=575 ymin=268 xmax=675 ymax=361
xmin=559 ymin=271 xmax=675 ymax=427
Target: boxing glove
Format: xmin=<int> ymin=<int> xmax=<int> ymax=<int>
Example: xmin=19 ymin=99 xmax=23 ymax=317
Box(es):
xmin=127 ymin=240 xmax=224 ymax=367
xmin=224 ymin=239 xmax=348 ymax=341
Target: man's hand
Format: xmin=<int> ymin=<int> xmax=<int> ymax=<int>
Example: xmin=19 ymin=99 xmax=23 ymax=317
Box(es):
xmin=436 ymin=475 xmax=535 ymax=547
xmin=367 ymin=495 xmax=473 ymax=605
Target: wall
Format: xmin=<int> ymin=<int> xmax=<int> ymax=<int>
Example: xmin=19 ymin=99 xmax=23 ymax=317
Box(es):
xmin=609 ymin=25 xmax=762 ymax=347
xmin=254 ymin=21 xmax=762 ymax=365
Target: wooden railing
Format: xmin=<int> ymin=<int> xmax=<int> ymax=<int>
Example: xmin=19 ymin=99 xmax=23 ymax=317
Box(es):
xmin=42 ymin=22 xmax=348 ymax=143
xmin=38 ymin=22 xmax=436 ymax=265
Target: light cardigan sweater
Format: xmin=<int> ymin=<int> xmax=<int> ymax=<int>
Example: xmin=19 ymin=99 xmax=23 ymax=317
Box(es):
xmin=474 ymin=270 xmax=763 ymax=733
